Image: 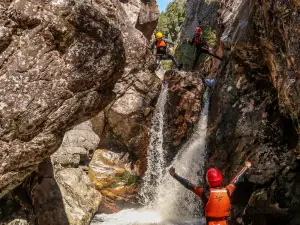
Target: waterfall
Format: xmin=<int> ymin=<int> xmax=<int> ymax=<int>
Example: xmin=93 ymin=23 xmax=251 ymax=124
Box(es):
xmin=139 ymin=83 xmax=168 ymax=205
xmin=149 ymin=89 xmax=210 ymax=219
xmin=91 ymin=87 xmax=211 ymax=225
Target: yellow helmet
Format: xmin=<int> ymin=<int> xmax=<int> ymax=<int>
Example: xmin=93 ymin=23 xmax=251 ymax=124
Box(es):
xmin=155 ymin=32 xmax=163 ymax=39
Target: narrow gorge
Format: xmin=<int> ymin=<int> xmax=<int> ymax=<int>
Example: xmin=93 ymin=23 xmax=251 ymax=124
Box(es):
xmin=0 ymin=0 xmax=299 ymax=225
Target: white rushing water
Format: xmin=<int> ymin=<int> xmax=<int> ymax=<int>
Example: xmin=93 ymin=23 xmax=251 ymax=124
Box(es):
xmin=139 ymin=83 xmax=169 ymax=205
xmin=91 ymin=87 xmax=210 ymax=225
xmin=149 ymin=89 xmax=210 ymax=219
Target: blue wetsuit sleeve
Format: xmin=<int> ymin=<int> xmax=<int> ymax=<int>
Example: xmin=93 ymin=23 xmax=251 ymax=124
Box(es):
xmin=163 ymin=38 xmax=175 ymax=47
xmin=173 ymin=173 xmax=195 ymax=191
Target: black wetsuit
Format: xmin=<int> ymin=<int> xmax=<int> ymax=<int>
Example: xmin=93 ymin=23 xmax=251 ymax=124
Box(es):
xmin=188 ymin=35 xmax=222 ymax=70
xmin=149 ymin=38 xmax=181 ymax=69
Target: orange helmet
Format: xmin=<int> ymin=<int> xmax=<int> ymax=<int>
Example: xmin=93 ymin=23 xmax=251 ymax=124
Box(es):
xmin=195 ymin=27 xmax=202 ymax=35
xmin=206 ymin=168 xmax=223 ymax=187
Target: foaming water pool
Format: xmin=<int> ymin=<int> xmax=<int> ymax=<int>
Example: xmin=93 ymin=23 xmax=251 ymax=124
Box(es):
xmin=91 ymin=208 xmax=205 ymax=225
xmin=91 ymin=87 xmax=211 ymax=225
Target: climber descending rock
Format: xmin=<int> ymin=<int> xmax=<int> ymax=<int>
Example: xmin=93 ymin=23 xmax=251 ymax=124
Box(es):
xmin=187 ymin=27 xmax=222 ymax=71
xmin=148 ymin=32 xmax=183 ymax=71
xmin=169 ymin=161 xmax=252 ymax=225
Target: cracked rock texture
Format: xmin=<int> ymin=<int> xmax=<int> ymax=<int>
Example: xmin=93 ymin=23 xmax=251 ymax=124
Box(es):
xmin=30 ymin=158 xmax=102 ymax=225
xmin=0 ymin=115 xmax=102 ymax=225
xmin=206 ymin=0 xmax=299 ymax=224
xmin=32 ymin=121 xmax=102 ymax=225
xmin=100 ymin=66 xmax=161 ymax=175
xmin=163 ymin=71 xmax=205 ymax=161
xmin=0 ymin=0 xmax=158 ymax=200
xmin=120 ymin=0 xmax=159 ymax=40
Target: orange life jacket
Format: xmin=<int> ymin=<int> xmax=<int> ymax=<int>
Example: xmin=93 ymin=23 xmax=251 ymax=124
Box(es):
xmin=207 ymin=220 xmax=227 ymax=225
xmin=156 ymin=39 xmax=167 ymax=54
xmin=205 ymin=188 xmax=231 ymax=218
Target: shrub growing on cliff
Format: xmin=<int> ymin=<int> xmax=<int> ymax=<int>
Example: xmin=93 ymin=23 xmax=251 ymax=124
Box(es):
xmin=103 ymin=171 xmax=141 ymax=189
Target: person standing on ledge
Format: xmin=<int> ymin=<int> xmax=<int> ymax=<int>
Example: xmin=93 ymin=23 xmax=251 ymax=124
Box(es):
xmin=148 ymin=32 xmax=183 ymax=71
xmin=187 ymin=27 xmax=222 ymax=71
xmin=169 ymin=161 xmax=252 ymax=225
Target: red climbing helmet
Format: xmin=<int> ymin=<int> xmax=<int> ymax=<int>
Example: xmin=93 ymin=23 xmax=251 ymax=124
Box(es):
xmin=206 ymin=168 xmax=223 ymax=187
xmin=195 ymin=27 xmax=202 ymax=35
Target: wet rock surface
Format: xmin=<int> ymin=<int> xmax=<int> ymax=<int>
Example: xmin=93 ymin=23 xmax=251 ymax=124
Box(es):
xmin=163 ymin=71 xmax=205 ymax=161
xmin=89 ymin=149 xmax=141 ymax=214
xmin=100 ymin=67 xmax=161 ymax=175
xmin=207 ymin=0 xmax=300 ymax=224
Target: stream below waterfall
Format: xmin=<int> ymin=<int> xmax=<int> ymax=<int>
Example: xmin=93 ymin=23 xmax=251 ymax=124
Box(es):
xmin=91 ymin=84 xmax=211 ymax=225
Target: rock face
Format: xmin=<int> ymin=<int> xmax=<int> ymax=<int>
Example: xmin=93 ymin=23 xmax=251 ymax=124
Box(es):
xmin=180 ymin=0 xmax=218 ymax=35
xmin=120 ymin=0 xmax=159 ymax=40
xmin=163 ymin=71 xmax=205 ymax=160
xmin=206 ymin=0 xmax=300 ymax=224
xmin=103 ymin=69 xmax=161 ymax=173
xmin=52 ymin=121 xmax=100 ymax=167
xmin=89 ymin=149 xmax=140 ymax=213
xmin=0 ymin=121 xmax=102 ymax=225
xmin=31 ymin=160 xmax=102 ymax=225
xmin=0 ymin=0 xmax=158 ymax=198
xmin=33 ymin=121 xmax=102 ymax=225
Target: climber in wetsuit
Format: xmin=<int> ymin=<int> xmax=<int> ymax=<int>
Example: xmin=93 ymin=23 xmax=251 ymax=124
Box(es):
xmin=169 ymin=161 xmax=252 ymax=225
xmin=187 ymin=27 xmax=222 ymax=71
xmin=148 ymin=32 xmax=182 ymax=70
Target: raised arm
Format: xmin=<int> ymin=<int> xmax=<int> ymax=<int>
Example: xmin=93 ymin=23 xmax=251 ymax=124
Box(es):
xmin=169 ymin=167 xmax=195 ymax=190
xmin=226 ymin=161 xmax=251 ymax=195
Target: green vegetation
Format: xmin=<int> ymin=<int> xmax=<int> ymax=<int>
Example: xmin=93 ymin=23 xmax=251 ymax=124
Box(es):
xmin=103 ymin=171 xmax=141 ymax=189
xmin=156 ymin=0 xmax=186 ymax=41
xmin=155 ymin=0 xmax=186 ymax=70
xmin=176 ymin=27 xmax=217 ymax=70
xmin=155 ymin=0 xmax=218 ymax=70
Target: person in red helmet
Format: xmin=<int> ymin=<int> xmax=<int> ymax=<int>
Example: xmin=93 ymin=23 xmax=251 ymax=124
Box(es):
xmin=169 ymin=161 xmax=252 ymax=225
xmin=186 ymin=27 xmax=222 ymax=71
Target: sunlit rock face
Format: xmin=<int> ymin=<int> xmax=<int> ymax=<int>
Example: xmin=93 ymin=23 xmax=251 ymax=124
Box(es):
xmin=31 ymin=159 xmax=102 ymax=225
xmin=103 ymin=70 xmax=161 ymax=175
xmin=120 ymin=0 xmax=159 ymax=40
xmin=0 ymin=0 xmax=123 ymax=198
xmin=0 ymin=122 xmax=102 ymax=225
xmin=89 ymin=149 xmax=140 ymax=213
xmin=0 ymin=0 xmax=158 ymax=199
xmin=207 ymin=0 xmax=299 ymax=224
xmin=32 ymin=122 xmax=102 ymax=225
